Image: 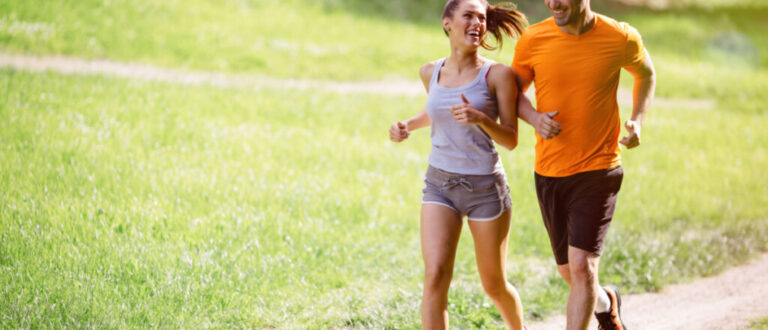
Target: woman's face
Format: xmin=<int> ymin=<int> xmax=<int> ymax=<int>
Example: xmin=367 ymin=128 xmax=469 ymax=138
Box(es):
xmin=444 ymin=0 xmax=487 ymax=48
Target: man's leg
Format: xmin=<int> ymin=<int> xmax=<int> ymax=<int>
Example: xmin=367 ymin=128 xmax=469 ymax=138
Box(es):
xmin=564 ymin=246 xmax=600 ymax=330
xmin=562 ymin=166 xmax=624 ymax=329
xmin=535 ymin=169 xmax=622 ymax=329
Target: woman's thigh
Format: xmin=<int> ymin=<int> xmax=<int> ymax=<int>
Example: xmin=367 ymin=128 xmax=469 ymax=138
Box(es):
xmin=420 ymin=203 xmax=463 ymax=272
xmin=468 ymin=209 xmax=512 ymax=281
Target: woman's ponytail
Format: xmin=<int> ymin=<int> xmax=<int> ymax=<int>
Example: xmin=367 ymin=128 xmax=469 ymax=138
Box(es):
xmin=442 ymin=0 xmax=528 ymax=50
xmin=483 ymin=2 xmax=527 ymax=50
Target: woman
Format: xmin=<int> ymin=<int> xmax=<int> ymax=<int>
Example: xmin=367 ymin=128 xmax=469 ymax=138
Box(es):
xmin=388 ymin=0 xmax=527 ymax=328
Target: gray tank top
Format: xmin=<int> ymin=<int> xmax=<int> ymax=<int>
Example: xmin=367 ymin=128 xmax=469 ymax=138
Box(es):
xmin=426 ymin=58 xmax=503 ymax=175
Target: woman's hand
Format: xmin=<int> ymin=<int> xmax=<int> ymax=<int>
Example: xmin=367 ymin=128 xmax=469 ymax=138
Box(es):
xmin=451 ymin=93 xmax=489 ymax=125
xmin=389 ymin=121 xmax=410 ymax=142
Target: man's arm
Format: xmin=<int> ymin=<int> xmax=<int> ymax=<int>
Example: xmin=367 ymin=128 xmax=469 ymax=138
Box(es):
xmin=621 ymin=51 xmax=656 ymax=148
xmin=514 ymin=73 xmax=562 ymax=139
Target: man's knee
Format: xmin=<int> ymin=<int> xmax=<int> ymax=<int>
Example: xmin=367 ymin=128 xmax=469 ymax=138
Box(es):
xmin=568 ymin=250 xmax=599 ymax=282
xmin=569 ymin=260 xmax=595 ymax=279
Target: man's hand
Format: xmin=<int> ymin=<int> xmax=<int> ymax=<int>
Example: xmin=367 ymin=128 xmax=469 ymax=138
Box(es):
xmin=534 ymin=111 xmax=561 ymax=139
xmin=620 ymin=120 xmax=641 ymax=148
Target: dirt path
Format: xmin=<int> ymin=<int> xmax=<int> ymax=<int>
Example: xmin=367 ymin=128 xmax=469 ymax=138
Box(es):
xmin=0 ymin=52 xmax=714 ymax=110
xmin=0 ymin=52 xmax=423 ymax=95
xmin=530 ymin=253 xmax=768 ymax=330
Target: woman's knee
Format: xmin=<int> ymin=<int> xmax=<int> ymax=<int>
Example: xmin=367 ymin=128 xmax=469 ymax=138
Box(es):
xmin=480 ymin=275 xmax=511 ymax=299
xmin=424 ymin=264 xmax=454 ymax=292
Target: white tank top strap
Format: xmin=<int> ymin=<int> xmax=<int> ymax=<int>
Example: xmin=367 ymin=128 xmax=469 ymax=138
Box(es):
xmin=478 ymin=60 xmax=494 ymax=83
xmin=429 ymin=58 xmax=446 ymax=88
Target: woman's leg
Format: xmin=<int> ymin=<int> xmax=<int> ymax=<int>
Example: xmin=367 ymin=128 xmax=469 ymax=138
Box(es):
xmin=468 ymin=209 xmax=524 ymax=330
xmin=421 ymin=203 xmax=463 ymax=330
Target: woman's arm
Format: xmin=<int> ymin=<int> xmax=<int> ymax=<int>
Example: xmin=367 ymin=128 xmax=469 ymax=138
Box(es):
xmin=450 ymin=63 xmax=518 ymax=150
xmin=389 ymin=62 xmax=436 ymax=142
xmin=486 ymin=64 xmax=519 ymax=150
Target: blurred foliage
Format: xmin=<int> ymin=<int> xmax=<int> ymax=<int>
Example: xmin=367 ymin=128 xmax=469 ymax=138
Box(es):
xmin=314 ymin=0 xmax=768 ymax=23
xmin=313 ymin=0 xmax=561 ymax=23
xmin=621 ymin=5 xmax=768 ymax=113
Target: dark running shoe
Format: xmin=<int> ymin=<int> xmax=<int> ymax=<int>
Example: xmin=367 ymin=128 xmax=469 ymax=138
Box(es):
xmin=595 ymin=285 xmax=626 ymax=330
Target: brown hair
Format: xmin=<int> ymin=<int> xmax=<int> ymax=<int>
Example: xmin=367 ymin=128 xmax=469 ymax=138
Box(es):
xmin=442 ymin=0 xmax=527 ymax=50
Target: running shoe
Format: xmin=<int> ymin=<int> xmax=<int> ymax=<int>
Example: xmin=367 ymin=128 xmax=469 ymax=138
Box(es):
xmin=595 ymin=285 xmax=626 ymax=330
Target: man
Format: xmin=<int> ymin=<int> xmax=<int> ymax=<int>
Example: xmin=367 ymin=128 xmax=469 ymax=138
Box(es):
xmin=512 ymin=0 xmax=656 ymax=329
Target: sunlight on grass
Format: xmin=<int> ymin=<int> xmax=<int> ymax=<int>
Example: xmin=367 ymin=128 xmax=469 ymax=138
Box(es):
xmin=0 ymin=0 xmax=449 ymax=80
xmin=0 ymin=0 xmax=515 ymax=80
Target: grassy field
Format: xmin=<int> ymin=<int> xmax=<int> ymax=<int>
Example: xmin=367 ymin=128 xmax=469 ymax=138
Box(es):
xmin=750 ymin=317 xmax=768 ymax=329
xmin=1 ymin=0 xmax=768 ymax=328
xmin=2 ymin=70 xmax=767 ymax=327
xmin=0 ymin=0 xmax=452 ymax=80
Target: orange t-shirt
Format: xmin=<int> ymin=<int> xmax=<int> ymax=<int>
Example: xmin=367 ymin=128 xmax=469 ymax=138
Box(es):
xmin=512 ymin=14 xmax=647 ymax=177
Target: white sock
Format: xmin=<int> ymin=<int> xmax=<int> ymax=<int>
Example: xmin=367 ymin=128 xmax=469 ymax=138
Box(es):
xmin=595 ymin=286 xmax=611 ymax=313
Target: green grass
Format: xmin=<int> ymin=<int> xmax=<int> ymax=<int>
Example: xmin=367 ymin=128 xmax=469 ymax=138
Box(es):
xmin=2 ymin=67 xmax=767 ymax=327
xmin=749 ymin=317 xmax=768 ymax=329
xmin=0 ymin=0 xmax=466 ymax=80
xmin=0 ymin=69 xmax=426 ymax=327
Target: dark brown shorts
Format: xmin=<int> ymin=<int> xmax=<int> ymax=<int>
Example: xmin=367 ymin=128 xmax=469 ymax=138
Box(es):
xmin=534 ymin=166 xmax=623 ymax=265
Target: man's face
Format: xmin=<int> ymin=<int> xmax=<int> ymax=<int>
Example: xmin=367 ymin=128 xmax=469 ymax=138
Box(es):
xmin=544 ymin=0 xmax=587 ymax=27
